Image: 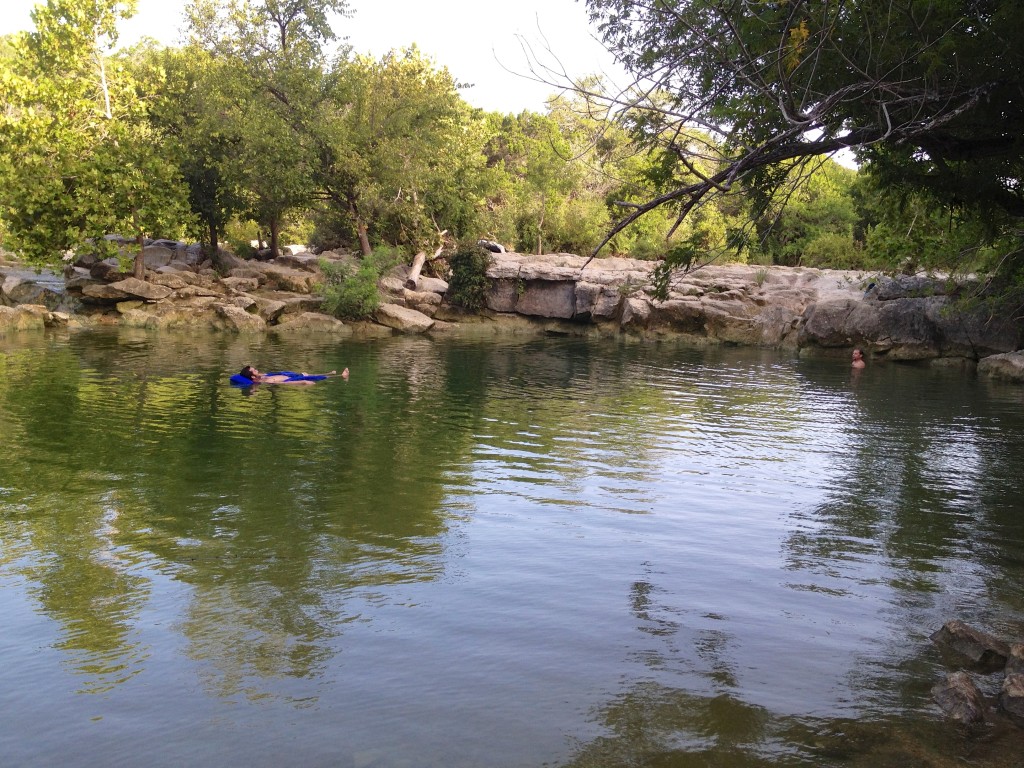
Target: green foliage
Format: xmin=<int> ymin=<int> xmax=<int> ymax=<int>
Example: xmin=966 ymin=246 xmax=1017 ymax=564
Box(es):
xmin=583 ymin=0 xmax=1024 ymax=282
xmin=755 ymin=160 xmax=860 ymax=267
xmin=0 ymin=0 xmax=189 ymax=270
xmin=318 ymin=247 xmax=401 ymax=319
xmin=445 ymin=241 xmax=491 ymax=310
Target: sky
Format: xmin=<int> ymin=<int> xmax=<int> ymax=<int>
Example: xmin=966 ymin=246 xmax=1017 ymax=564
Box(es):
xmin=0 ymin=0 xmax=625 ymax=114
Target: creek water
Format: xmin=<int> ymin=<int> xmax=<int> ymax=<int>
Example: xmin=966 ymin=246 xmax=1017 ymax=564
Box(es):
xmin=1 ymin=329 xmax=1023 ymax=767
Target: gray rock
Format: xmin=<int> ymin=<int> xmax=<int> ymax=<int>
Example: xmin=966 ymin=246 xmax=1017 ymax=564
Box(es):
xmin=82 ymin=283 xmax=132 ymax=301
xmin=1008 ymin=644 xmax=1024 ymax=676
xmin=214 ymin=304 xmax=266 ymax=332
xmin=932 ymin=671 xmax=987 ymax=724
xmin=141 ymin=245 xmax=174 ymax=268
xmin=484 ymin=279 xmax=520 ymax=313
xmin=271 ymin=312 xmax=350 ymax=334
xmin=107 ymin=277 xmax=173 ymax=301
xmin=1000 ymin=673 xmax=1024 ymax=719
xmin=931 ymin=620 xmax=1010 ymax=671
xmin=978 ymin=352 xmax=1024 ymax=383
xmin=0 ymin=304 xmax=46 ymax=333
xmin=516 ymin=280 xmax=576 ymax=319
xmin=375 ymin=303 xmax=434 ymax=333
xmin=221 ymin=276 xmax=260 ymax=293
xmin=89 ymin=258 xmax=122 ymax=281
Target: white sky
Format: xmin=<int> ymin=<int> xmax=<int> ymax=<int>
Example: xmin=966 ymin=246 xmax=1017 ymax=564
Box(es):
xmin=0 ymin=0 xmax=625 ymax=114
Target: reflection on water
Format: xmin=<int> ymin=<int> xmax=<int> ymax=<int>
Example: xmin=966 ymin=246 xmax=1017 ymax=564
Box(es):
xmin=1 ymin=330 xmax=1023 ymax=767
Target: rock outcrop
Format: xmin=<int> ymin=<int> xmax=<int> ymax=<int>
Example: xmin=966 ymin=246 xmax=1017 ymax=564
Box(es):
xmin=2 ymin=245 xmax=1023 ymax=377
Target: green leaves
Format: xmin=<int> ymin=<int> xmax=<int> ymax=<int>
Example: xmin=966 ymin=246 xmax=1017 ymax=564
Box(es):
xmin=0 ymin=0 xmax=187 ymax=268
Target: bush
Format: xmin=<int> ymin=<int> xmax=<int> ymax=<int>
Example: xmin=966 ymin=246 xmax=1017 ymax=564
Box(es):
xmin=800 ymin=232 xmax=862 ymax=269
xmin=446 ymin=241 xmax=492 ymax=310
xmin=319 ymin=247 xmax=402 ymax=320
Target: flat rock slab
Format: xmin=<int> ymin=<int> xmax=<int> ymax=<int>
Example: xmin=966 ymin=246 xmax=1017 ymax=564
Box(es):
xmin=108 ymin=277 xmax=173 ymax=301
xmin=375 ymin=303 xmax=434 ymax=333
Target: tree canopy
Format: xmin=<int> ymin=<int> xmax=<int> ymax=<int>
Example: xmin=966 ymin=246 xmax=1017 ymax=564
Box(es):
xmin=582 ymin=0 xmax=1024 ymax=278
xmin=2 ymin=0 xmax=1020 ymax=300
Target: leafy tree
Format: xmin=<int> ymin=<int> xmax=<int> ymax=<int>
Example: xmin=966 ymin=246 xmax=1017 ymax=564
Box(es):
xmin=755 ymin=159 xmax=859 ymax=267
xmin=0 ymin=0 xmax=188 ymax=274
xmin=135 ymin=44 xmax=249 ymax=269
xmin=310 ymin=47 xmax=480 ymax=256
xmin=580 ymin=0 xmax=1024 ymax=281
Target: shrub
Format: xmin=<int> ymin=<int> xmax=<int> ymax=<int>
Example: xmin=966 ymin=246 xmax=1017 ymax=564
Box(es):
xmin=446 ymin=241 xmax=492 ymax=310
xmin=319 ymin=247 xmax=402 ymax=320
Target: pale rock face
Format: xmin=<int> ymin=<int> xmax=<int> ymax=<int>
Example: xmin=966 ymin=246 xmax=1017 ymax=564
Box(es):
xmin=375 ymin=303 xmax=434 ymax=333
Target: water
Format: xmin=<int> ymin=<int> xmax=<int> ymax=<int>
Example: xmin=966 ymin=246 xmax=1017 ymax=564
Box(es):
xmin=1 ymin=329 xmax=1022 ymax=767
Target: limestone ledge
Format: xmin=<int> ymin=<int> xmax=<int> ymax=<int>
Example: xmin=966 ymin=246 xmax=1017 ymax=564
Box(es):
xmin=2 ymin=249 xmax=1024 ymax=381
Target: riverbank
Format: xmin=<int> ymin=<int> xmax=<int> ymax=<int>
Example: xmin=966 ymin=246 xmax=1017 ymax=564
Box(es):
xmin=2 ymin=245 xmax=1024 ymax=381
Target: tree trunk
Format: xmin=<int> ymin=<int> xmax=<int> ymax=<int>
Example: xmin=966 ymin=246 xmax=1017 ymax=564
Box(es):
xmin=536 ymin=193 xmax=546 ymax=255
xmin=134 ymin=232 xmax=146 ymax=280
xmin=356 ymin=220 xmax=371 ymax=257
xmin=208 ymin=220 xmax=219 ymax=260
xmin=405 ymin=250 xmax=427 ymax=289
xmin=269 ymin=216 xmax=280 ymax=259
xmin=347 ymin=194 xmax=372 ymax=257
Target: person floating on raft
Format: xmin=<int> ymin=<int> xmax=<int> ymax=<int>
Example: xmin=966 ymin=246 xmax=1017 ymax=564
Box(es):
xmin=230 ymin=366 xmax=349 ymax=386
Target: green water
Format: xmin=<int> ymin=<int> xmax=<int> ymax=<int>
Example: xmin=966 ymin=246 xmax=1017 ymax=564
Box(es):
xmin=1 ymin=329 xmax=1023 ymax=767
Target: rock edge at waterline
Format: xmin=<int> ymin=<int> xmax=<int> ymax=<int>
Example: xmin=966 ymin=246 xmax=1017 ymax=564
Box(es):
xmin=2 ymin=246 xmax=1023 ymax=381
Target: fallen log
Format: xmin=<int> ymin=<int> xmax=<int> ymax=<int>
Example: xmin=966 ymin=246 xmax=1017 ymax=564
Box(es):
xmin=405 ymin=242 xmax=445 ymax=290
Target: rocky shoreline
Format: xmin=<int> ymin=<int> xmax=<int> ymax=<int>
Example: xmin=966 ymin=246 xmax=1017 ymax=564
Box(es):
xmin=2 ymin=242 xmax=1024 ymax=381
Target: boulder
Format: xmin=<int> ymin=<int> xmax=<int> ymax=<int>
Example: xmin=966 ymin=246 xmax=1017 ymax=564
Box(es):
xmin=575 ymin=281 xmax=622 ymax=319
xmin=379 ymin=276 xmax=406 ymax=296
xmin=107 ymin=277 xmax=174 ymax=301
xmin=0 ymin=304 xmax=46 ymax=334
xmin=116 ymin=300 xmax=145 ymax=314
xmin=245 ymin=296 xmax=288 ymax=323
xmin=261 ymin=264 xmax=318 ymax=293
xmin=1007 ymin=644 xmax=1024 ymax=675
xmin=147 ymin=273 xmax=189 ymax=291
xmin=270 ymin=312 xmax=350 ymax=335
xmin=81 ymin=283 xmax=132 ymax=301
xmin=276 ymin=295 xmax=323 ymax=315
xmin=515 ymin=280 xmax=576 ymax=319
xmin=175 ymin=284 xmax=223 ymax=299
xmin=275 ymin=252 xmax=320 ymax=271
xmin=375 ymin=303 xmax=434 ymax=333
xmin=227 ymin=266 xmax=266 ymax=281
xmin=932 ymin=671 xmax=988 ymax=725
xmin=418 ymin=276 xmax=449 ymax=295
xmin=221 ymin=276 xmax=260 ymax=293
xmin=141 ymin=245 xmax=174 ymax=268
xmin=484 ymin=279 xmax=520 ymax=313
xmin=89 ymin=258 xmax=122 ymax=281
xmin=1000 ymin=673 xmax=1024 ymax=720
xmin=402 ymin=288 xmax=442 ymax=316
xmin=650 ymin=297 xmax=706 ymax=334
xmin=620 ymin=296 xmax=652 ymax=330
xmin=214 ymin=304 xmax=266 ymax=332
xmin=931 ymin=620 xmax=1010 ymax=671
xmin=978 ymin=351 xmax=1024 ymax=383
